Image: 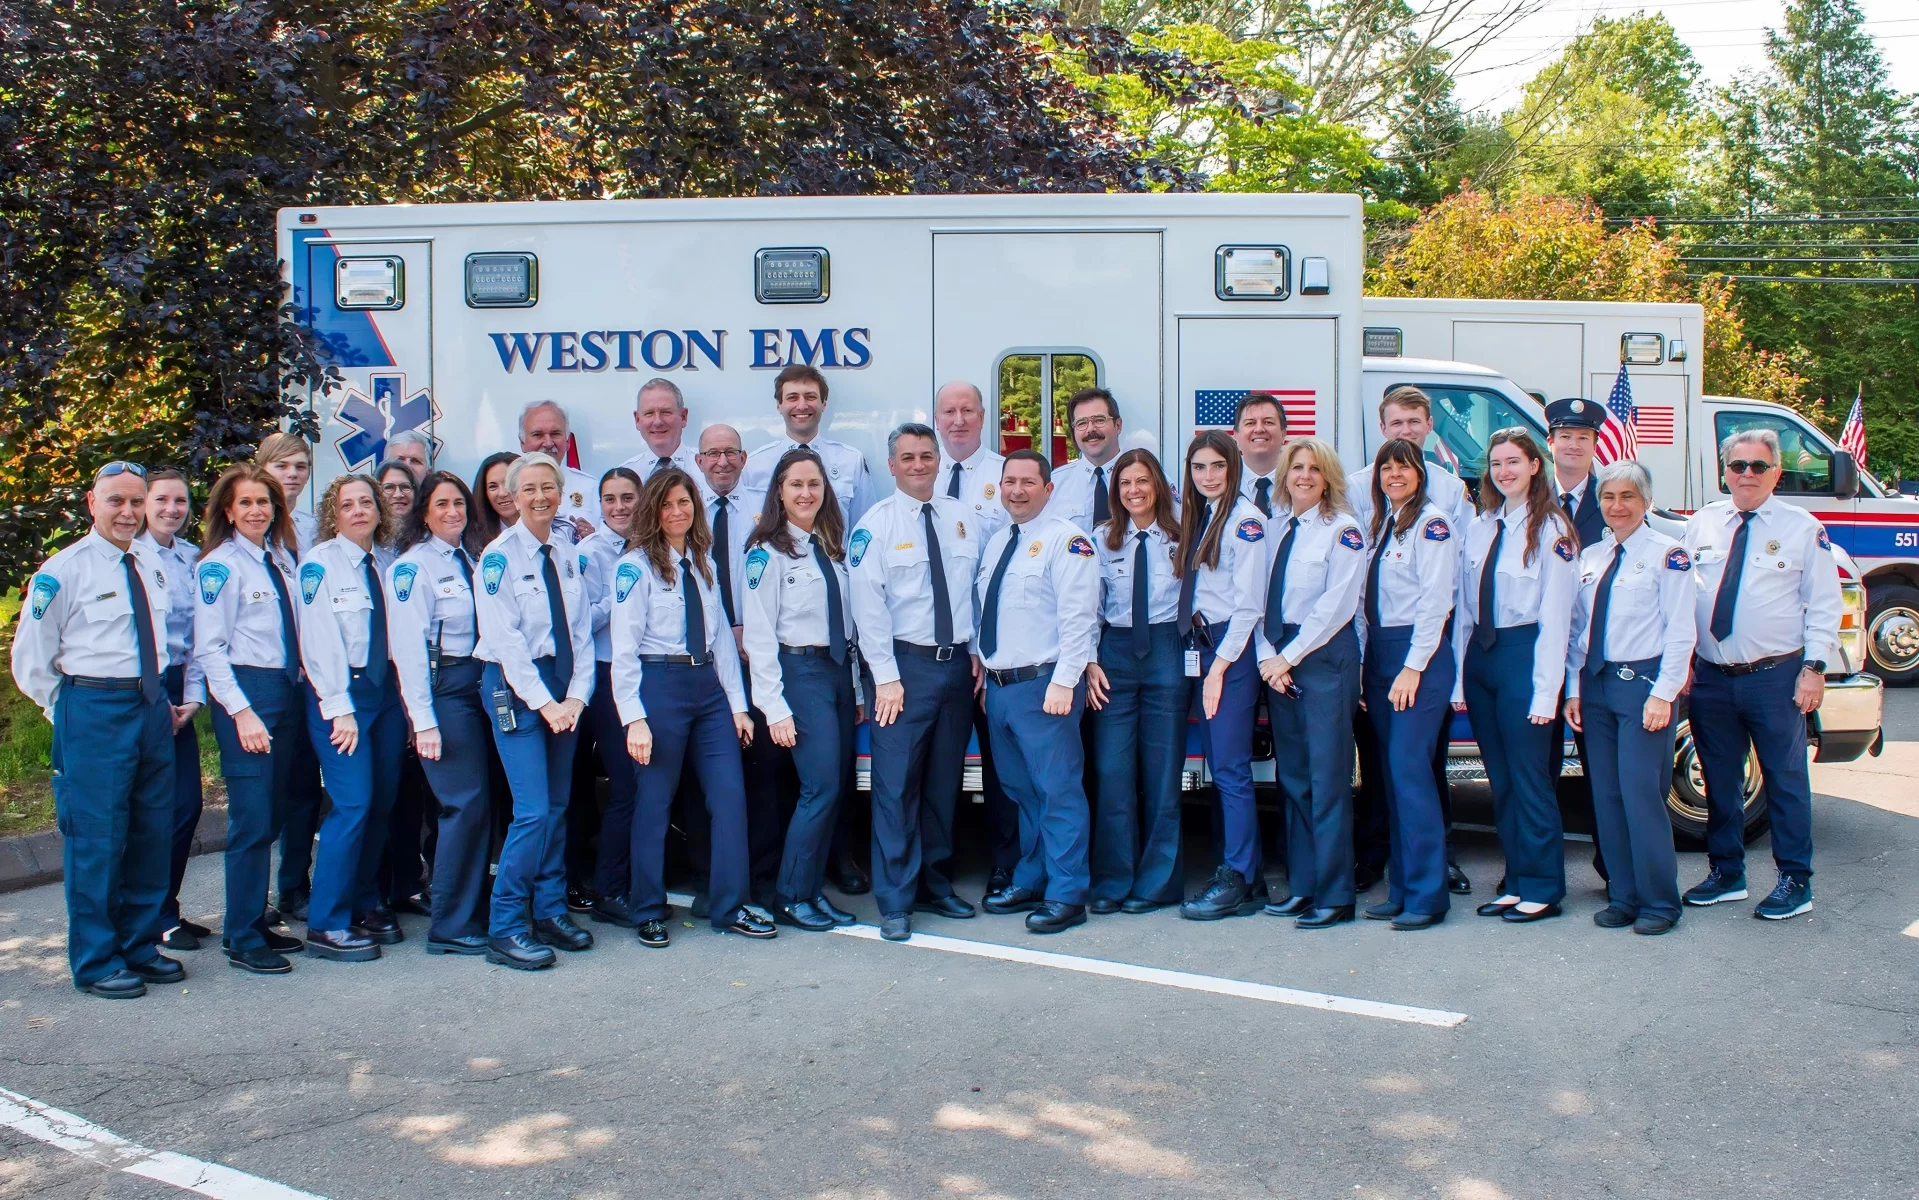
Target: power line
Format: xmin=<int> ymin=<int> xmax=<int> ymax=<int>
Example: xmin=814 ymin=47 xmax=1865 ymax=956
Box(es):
xmin=1686 ymin=274 xmax=1919 ymax=284
xmin=1681 ymin=255 xmax=1919 ymax=263
xmin=1609 ymin=215 xmax=1919 ymax=225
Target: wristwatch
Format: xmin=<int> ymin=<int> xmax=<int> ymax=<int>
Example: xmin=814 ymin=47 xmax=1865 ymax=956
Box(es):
xmin=1803 ymin=660 xmax=1827 ymax=675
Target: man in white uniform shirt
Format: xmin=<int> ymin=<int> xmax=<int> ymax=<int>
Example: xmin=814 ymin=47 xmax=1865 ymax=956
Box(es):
xmin=740 ymin=364 xmax=873 ymax=531
xmin=619 ymin=378 xmax=702 ymax=485
xmin=1234 ymin=394 xmax=1287 ymax=518
xmin=518 ymin=400 xmax=600 ymax=542
xmin=1045 ymin=387 xmax=1125 ymax=534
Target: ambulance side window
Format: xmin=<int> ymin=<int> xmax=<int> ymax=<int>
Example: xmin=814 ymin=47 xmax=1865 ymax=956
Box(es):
xmin=997 ymin=351 xmax=1100 ymax=467
xmin=1713 ymin=412 xmax=1832 ymax=495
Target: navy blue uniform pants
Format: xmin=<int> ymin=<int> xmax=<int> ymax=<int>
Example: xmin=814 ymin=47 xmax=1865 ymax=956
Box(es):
xmin=1195 ymin=621 xmax=1261 ymax=884
xmin=276 ymin=700 xmax=323 ymax=902
xmin=587 ymin=661 xmax=639 ymax=900
xmin=866 ymin=649 xmax=972 ymax=918
xmin=630 ymin=660 xmax=750 ymax=927
xmin=1364 ymin=626 xmax=1454 ymax=917
xmin=969 ymin=699 xmax=1021 ymax=872
xmin=1270 ymin=622 xmax=1360 ymax=908
xmin=212 ymin=667 xmax=301 ymax=953
xmin=417 ymin=658 xmax=491 ymax=941
xmin=1691 ymin=654 xmax=1814 ymax=880
xmin=1090 ymin=623 xmax=1185 ymax=905
xmin=377 ymin=748 xmax=434 ymax=904
xmin=484 ymin=658 xmax=577 ymax=937
xmin=1582 ymin=660 xmax=1681 ymax=920
xmin=987 ymin=674 xmax=1093 ymax=904
xmin=677 ymin=668 xmax=786 ymax=905
xmin=153 ymin=663 xmax=205 ymax=936
xmin=305 ymin=673 xmax=406 ymax=934
xmin=51 ymin=680 xmax=172 ymax=987
xmin=1463 ymin=623 xmax=1566 ymax=905
xmin=775 ymin=650 xmax=857 ymax=904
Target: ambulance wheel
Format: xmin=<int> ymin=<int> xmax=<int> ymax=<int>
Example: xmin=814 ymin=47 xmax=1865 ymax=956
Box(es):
xmin=1865 ymin=583 xmax=1919 ymax=686
xmin=1667 ymin=716 xmax=1769 ymax=848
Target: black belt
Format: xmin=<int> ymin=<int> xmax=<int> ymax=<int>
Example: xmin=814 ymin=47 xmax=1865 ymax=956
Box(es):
xmin=641 ymin=653 xmax=708 ymax=666
xmin=437 ymin=654 xmax=477 ymax=669
xmin=894 ymin=639 xmax=968 ymax=663
xmin=64 ymin=674 xmax=140 ymax=692
xmin=1588 ymin=656 xmax=1662 ymax=682
xmin=985 ymin=662 xmax=1055 ymax=686
xmin=780 ymin=644 xmax=835 ymax=658
xmin=1695 ymin=651 xmax=1798 ymax=677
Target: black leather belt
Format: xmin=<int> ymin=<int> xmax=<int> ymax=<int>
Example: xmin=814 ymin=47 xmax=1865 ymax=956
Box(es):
xmin=640 ymin=653 xmax=707 ymax=666
xmin=780 ymin=644 xmax=834 ymax=658
xmin=894 ymin=639 xmax=967 ymax=662
xmin=438 ymin=654 xmax=477 ymax=669
xmin=65 ymin=675 xmax=139 ymax=691
xmin=1695 ymin=651 xmax=1798 ymax=677
xmin=985 ymin=662 xmax=1056 ymax=686
xmin=1591 ymin=656 xmax=1661 ymax=682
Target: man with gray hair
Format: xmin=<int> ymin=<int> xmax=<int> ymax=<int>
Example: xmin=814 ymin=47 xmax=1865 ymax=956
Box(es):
xmin=618 ymin=378 xmax=701 ymax=484
xmin=1680 ymin=426 xmax=1842 ymax=920
xmin=518 ymin=400 xmax=599 ymax=542
xmin=386 ymin=430 xmax=432 ymax=481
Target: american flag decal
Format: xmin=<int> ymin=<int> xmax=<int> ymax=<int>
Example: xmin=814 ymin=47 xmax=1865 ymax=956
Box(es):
xmin=1636 ymin=406 xmax=1675 ymax=446
xmin=1195 ymin=389 xmax=1316 ymax=436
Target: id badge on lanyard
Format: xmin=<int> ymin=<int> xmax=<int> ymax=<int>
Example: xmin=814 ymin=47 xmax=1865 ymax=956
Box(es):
xmin=1184 ymin=649 xmax=1202 ymax=678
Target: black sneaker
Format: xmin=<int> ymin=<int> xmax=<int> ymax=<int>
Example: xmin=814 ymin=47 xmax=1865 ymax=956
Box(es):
xmin=225 ymin=945 xmax=293 ymax=975
xmin=1753 ymin=873 xmax=1812 ymax=921
xmin=1179 ymin=867 xmax=1255 ymax=921
xmin=264 ymin=929 xmax=306 ymax=955
xmin=589 ymin=894 xmax=639 ymax=927
xmin=1683 ymin=868 xmax=1749 ymax=907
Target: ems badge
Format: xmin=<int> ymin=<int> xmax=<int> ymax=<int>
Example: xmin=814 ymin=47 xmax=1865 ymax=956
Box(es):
xmin=848 ymin=529 xmax=872 ymax=568
xmin=983 ymin=484 xmax=994 ymax=499
xmin=1338 ymin=527 xmax=1365 ymax=552
xmin=393 ymin=562 xmax=419 ymax=602
xmin=154 ymin=569 xmax=165 ymax=589
xmin=745 ymin=548 xmax=769 ymax=589
xmin=1816 ymin=529 xmax=1831 ymax=551
xmin=481 ymin=553 xmax=508 ymax=595
xmin=1666 ymin=548 xmax=1692 ymax=572
xmin=570 ymin=492 xmax=583 ymax=508
xmin=1236 ymin=518 xmax=1265 ymax=543
xmin=1766 ymin=539 xmax=1781 ymax=555
xmin=1423 ymin=518 xmax=1451 ymax=542
xmin=28 ymin=573 xmax=58 ymax=620
xmin=956 ymin=521 xmax=966 ymax=540
xmin=299 ymin=562 xmax=325 ymax=604
xmin=1067 ymin=535 xmax=1095 ymax=558
xmin=197 ymin=563 xmax=229 ymax=605
xmin=1028 ymin=540 xmax=1043 ymax=557
xmin=1553 ymin=536 xmax=1575 ymax=563
xmin=614 ymin=561 xmax=642 ymax=603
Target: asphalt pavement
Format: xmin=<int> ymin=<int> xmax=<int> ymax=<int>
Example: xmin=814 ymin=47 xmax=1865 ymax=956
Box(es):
xmin=3 ymin=693 xmax=1916 ymax=1200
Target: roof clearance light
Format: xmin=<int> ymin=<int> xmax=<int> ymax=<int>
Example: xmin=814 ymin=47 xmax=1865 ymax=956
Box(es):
xmin=1299 ymin=256 xmax=1331 ymax=295
xmin=756 ymin=248 xmax=829 ymax=303
xmin=1667 ymin=337 xmax=1688 ymax=362
xmin=1621 ymin=332 xmax=1665 ymax=365
xmin=1364 ymin=327 xmax=1403 ymax=357
xmin=465 ymin=252 xmax=538 ymax=308
xmin=335 ymin=256 xmax=402 ymax=310
xmin=1216 ymin=245 xmax=1291 ymax=300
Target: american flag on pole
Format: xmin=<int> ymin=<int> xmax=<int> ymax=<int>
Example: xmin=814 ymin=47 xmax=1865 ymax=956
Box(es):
xmin=1839 ymin=386 xmax=1868 ymax=469
xmin=1595 ymin=365 xmax=1638 ymax=465
xmin=1195 ymin=389 xmax=1316 ymax=436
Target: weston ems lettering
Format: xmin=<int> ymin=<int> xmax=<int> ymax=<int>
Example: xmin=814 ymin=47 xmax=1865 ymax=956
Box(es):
xmin=489 ymin=327 xmax=872 ymax=373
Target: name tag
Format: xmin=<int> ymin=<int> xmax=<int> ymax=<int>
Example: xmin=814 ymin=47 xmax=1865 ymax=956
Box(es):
xmin=1184 ymin=649 xmax=1202 ymax=678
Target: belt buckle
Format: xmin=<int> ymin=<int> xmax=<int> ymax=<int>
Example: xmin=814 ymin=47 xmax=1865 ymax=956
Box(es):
xmin=689 ymin=654 xmax=708 ymax=668
xmin=935 ymin=645 xmax=955 ymax=662
xmin=1616 ymin=665 xmax=1636 ymax=681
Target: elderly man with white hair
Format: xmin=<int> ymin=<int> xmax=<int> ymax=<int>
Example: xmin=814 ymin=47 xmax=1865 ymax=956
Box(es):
xmin=518 ymin=400 xmax=600 ymax=542
xmin=386 ymin=430 xmax=433 ymax=482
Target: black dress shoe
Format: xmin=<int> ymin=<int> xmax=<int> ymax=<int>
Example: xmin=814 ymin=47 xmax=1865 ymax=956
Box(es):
xmin=1391 ymin=911 xmax=1445 ymax=930
xmin=1353 ymin=864 xmax=1385 ymax=892
xmin=225 ymin=945 xmax=293 ymax=974
xmin=1120 ymin=897 xmax=1166 ymax=914
xmin=533 ymin=915 xmax=594 ymax=951
xmin=1088 ymin=898 xmax=1122 ymax=915
xmin=812 ymin=895 xmax=857 ymax=925
xmin=879 ymin=913 xmax=911 ymax=941
xmin=829 ymin=854 xmax=872 ymax=895
xmin=351 ymin=910 xmax=404 ymax=945
xmin=307 ymin=929 xmax=381 ymax=961
xmin=913 ymin=893 xmax=977 ymax=919
xmin=80 ymin=968 xmax=146 ymax=999
xmin=390 ymin=892 xmax=431 ymax=917
xmin=1476 ymin=899 xmax=1521 ymax=917
xmin=722 ymin=907 xmax=778 ymax=939
xmin=636 ymin=919 xmax=671 ymax=948
xmin=178 ymin=918 xmax=213 ymax=938
xmin=1593 ymin=905 xmax=1637 ymax=929
xmin=777 ymin=900 xmax=837 ymax=931
xmin=1446 ymin=863 xmax=1472 ymax=894
xmin=1026 ymin=900 xmax=1087 ymax=934
xmin=1363 ymin=900 xmax=1403 ymax=920
xmin=983 ymin=885 xmax=1043 ymax=914
xmin=1501 ymin=903 xmax=1563 ymax=923
xmin=1296 ymin=905 xmax=1355 ymax=929
xmin=486 ymin=932 xmax=556 ymax=970
xmin=565 ymin=884 xmax=597 ymax=914
xmin=1180 ymin=868 xmax=1256 ymax=921
xmin=264 ymin=929 xmax=306 ymax=954
xmin=1633 ymin=914 xmax=1678 ymax=936
xmin=426 ymin=934 xmax=489 ymax=955
xmin=126 ymin=955 xmax=185 ymax=984
xmin=159 ymin=925 xmax=200 ymax=952
xmin=1262 ymin=895 xmax=1313 ymax=918
xmin=987 ymin=866 xmax=1014 ymax=894
xmin=589 ymin=894 xmax=640 ymax=928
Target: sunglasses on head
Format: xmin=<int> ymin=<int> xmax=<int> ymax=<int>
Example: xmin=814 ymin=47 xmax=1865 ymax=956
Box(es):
xmin=96 ymin=461 xmax=147 ymax=480
xmin=1726 ymin=459 xmax=1776 ymax=475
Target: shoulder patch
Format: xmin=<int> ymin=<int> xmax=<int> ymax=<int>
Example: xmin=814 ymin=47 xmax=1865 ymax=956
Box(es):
xmin=1666 ymin=547 xmax=1692 ymax=572
xmin=745 ymin=548 xmax=770 ymax=589
xmin=1816 ymin=528 xmax=1832 ymax=551
xmin=1067 ymin=534 xmax=1095 ymax=558
xmin=298 ymin=562 xmax=325 ymax=604
xmin=848 ymin=528 xmax=872 ymax=568
xmin=1553 ymin=536 xmax=1575 ymax=563
xmin=1337 ymin=526 xmax=1365 ymax=552
xmin=392 ymin=562 xmax=419 ymax=602
xmin=614 ymin=560 xmax=642 ymax=603
xmin=481 ymin=552 xmax=508 ymax=595
xmin=1422 ymin=517 xmax=1451 ymax=543
xmin=1235 ymin=518 xmax=1265 ymax=543
xmin=28 ymin=573 xmax=58 ymax=620
xmin=197 ymin=562 xmax=230 ymax=605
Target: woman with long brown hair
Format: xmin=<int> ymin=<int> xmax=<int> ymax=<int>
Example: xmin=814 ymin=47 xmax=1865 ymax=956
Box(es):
xmin=469 ymin=450 xmax=519 ymax=547
xmin=1082 ymin=447 xmax=1186 ymax=914
xmin=611 ymin=467 xmax=773 ymax=947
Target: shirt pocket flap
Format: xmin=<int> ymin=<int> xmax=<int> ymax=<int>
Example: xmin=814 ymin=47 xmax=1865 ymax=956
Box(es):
xmin=81 ymin=592 xmax=132 ymax=624
xmin=511 ymin=575 xmax=543 ymax=598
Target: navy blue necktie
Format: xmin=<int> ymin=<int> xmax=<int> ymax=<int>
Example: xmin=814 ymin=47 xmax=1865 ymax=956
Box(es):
xmin=539 ymin=544 xmax=573 ymax=684
xmin=1092 ymin=466 xmax=1109 ymax=526
xmin=1265 ymin=516 xmax=1299 ymax=636
xmin=263 ymin=549 xmax=301 ymax=684
xmin=681 ymin=555 xmax=708 ymax=664
xmin=1473 ymin=520 xmax=1504 ymax=652
xmin=947 ymin=462 xmax=964 ymax=500
xmin=712 ymin=497 xmax=737 ymax=627
xmin=811 ymin=534 xmax=846 ymax=664
xmin=1709 ymin=511 xmax=1755 ymax=642
xmin=454 ymin=548 xmax=474 ymax=590
xmin=979 ymin=524 xmax=1019 ymax=660
xmin=1253 ymin=477 xmax=1273 ymax=518
xmin=122 ymin=554 xmax=163 ymax=704
xmin=922 ymin=503 xmax=954 ymax=649
xmin=362 ymin=556 xmax=389 ymax=689
xmin=1131 ymin=531 xmax=1152 ymax=659
xmin=1589 ymin=543 xmax=1626 ymax=666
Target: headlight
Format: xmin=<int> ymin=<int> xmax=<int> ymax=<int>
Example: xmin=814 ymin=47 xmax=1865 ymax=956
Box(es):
xmin=1838 ymin=579 xmax=1866 ymax=674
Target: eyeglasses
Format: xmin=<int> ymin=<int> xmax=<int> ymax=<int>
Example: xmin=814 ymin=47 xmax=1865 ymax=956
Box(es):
xmin=698 ymin=448 xmax=745 ymax=461
xmin=1071 ymin=415 xmax=1115 ymax=433
xmin=96 ymin=461 xmax=147 ymax=479
xmin=1726 ymin=459 xmax=1776 ymax=475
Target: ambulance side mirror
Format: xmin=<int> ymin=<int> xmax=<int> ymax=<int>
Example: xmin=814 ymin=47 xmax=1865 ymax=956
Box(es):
xmin=1833 ymin=451 xmax=1860 ymax=499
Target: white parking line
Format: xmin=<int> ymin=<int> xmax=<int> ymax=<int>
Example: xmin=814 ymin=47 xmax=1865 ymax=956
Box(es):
xmin=829 ymin=925 xmax=1470 ymax=1028
xmin=1902 ymin=919 xmax=1919 ymax=939
xmin=0 ymin=1086 xmax=324 ymax=1199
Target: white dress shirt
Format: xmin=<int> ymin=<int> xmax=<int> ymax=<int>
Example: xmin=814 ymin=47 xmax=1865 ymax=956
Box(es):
xmin=297 ymin=537 xmax=391 ymax=720
xmin=1457 ymin=504 xmax=1578 ymax=719
xmin=1095 ymin=521 xmax=1181 ymax=627
xmin=11 ymin=532 xmax=173 ymax=718
xmin=741 ymin=436 xmax=873 ymax=531
xmin=705 ymin=486 xmax=765 ymax=628
xmin=1183 ymin=496 xmax=1270 ymax=664
xmin=1253 ymin=507 xmax=1367 ymax=666
xmin=608 ymin=548 xmax=748 ymax=724
xmin=1044 ymin=456 xmax=1122 ymax=535
xmin=1683 ymin=497 xmax=1842 ymax=667
xmin=939 ymin=444 xmax=1010 ymax=542
xmin=740 ymin=524 xmax=859 ymax=725
xmin=136 ymin=531 xmax=204 ymax=704
xmin=473 ymin=521 xmax=595 ymax=709
xmin=619 ymin=443 xmax=701 ymax=486
xmin=1358 ymin=502 xmax=1457 ymax=673
xmin=846 ymin=492 xmax=982 ymax=686
xmin=974 ymin=516 xmax=1102 ymax=685
xmin=290 ymin=508 xmax=320 ymax=556
xmin=386 ymin=535 xmax=478 ymax=733
xmin=194 ymin=535 xmax=303 ymax=716
xmin=1568 ymin=523 xmax=1697 ymax=702
xmin=1347 ymin=461 xmax=1475 ymax=537
xmin=577 ymin=527 xmax=628 ymax=662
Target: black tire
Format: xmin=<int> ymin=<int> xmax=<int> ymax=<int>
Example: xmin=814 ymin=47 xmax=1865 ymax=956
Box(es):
xmin=1864 ymin=582 xmax=1919 ymax=686
xmin=1666 ymin=715 xmax=1769 ymax=848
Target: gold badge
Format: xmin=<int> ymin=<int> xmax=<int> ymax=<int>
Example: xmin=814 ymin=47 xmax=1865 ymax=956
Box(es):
xmin=895 ymin=542 xmax=914 ymax=551
xmin=983 ymin=484 xmax=995 ymax=499
xmin=1766 ymin=539 xmax=1781 ymax=555
xmin=570 ymin=492 xmax=583 ymax=507
xmin=1027 ymin=540 xmax=1043 ymax=557
xmin=956 ymin=521 xmax=966 ymax=539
